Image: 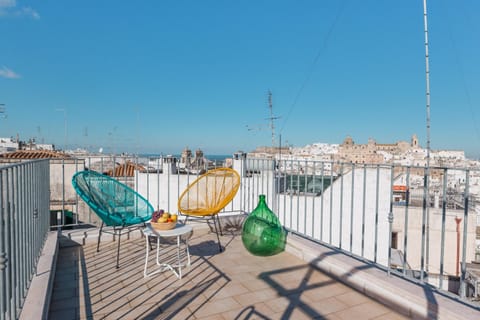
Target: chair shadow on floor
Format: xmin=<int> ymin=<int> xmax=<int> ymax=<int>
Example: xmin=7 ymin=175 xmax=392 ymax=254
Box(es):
xmin=141 ymin=240 xmax=233 ymax=319
xmin=234 ymin=306 xmax=271 ymax=320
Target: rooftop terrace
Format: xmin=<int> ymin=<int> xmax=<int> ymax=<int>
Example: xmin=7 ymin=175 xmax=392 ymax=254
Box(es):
xmin=2 ymin=156 xmax=480 ymax=319
xmin=47 ymin=227 xmax=413 ymax=320
xmin=41 ymin=223 xmax=480 ymax=320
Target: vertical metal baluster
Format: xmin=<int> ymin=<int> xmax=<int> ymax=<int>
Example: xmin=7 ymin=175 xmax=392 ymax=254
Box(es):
xmin=339 ymin=163 xmax=344 ymax=250
xmin=387 ymin=167 xmax=394 ymax=276
xmin=26 ymin=162 xmax=31 ymax=291
xmin=311 ymin=161 xmax=316 ymax=238
xmin=282 ymin=159 xmax=287 ymax=225
xmin=459 ymin=170 xmax=470 ymax=298
xmin=273 ymin=159 xmax=278 ymax=214
xmin=267 ymin=159 xmax=271 ymax=200
xmin=374 ymin=165 xmax=380 ymax=263
xmin=265 ymin=158 xmax=269 ymax=196
xmin=0 ymin=170 xmax=5 ymax=320
xmin=155 ymin=158 xmax=160 ymax=211
xmin=245 ymin=160 xmax=251 ymax=214
xmin=19 ymin=165 xmax=26 ymax=307
xmin=320 ymin=162 xmax=325 ymax=241
xmin=7 ymin=168 xmax=15 ymax=319
xmin=256 ymin=159 xmax=261 ymax=197
xmin=349 ymin=164 xmax=355 ymax=253
xmin=329 ymin=161 xmax=334 ymax=245
xmin=288 ymin=160 xmax=293 ymax=230
xmin=74 ymin=158 xmax=79 ymax=225
xmin=303 ymin=160 xmax=307 ymax=235
xmin=61 ymin=157 xmax=65 ymax=228
xmin=13 ymin=165 xmax=21 ymax=317
xmin=86 ymin=157 xmax=92 ymax=223
xmin=421 ymin=166 xmax=428 ymax=282
xmin=29 ymin=163 xmax=35 ymax=277
xmin=14 ymin=164 xmax=22 ymax=310
xmin=402 ymin=167 xmax=411 ymax=276
xmin=361 ymin=164 xmax=367 ymax=257
xmin=44 ymin=160 xmax=50 ymax=235
xmin=438 ymin=168 xmax=448 ymax=289
xmin=296 ymin=160 xmax=300 ymax=232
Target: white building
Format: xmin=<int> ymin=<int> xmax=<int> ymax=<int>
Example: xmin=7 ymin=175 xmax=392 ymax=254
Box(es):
xmin=0 ymin=137 xmax=19 ymax=152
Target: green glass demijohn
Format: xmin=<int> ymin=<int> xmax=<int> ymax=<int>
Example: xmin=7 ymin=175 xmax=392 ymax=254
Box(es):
xmin=242 ymin=194 xmax=286 ymax=256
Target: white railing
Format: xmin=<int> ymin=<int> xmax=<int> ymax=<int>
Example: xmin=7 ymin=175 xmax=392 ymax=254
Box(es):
xmin=49 ymin=154 xmax=480 ymax=302
xmin=0 ymin=160 xmax=50 ymax=320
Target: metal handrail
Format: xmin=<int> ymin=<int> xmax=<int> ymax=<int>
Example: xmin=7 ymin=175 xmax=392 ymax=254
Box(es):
xmin=0 ymin=160 xmax=50 ymax=320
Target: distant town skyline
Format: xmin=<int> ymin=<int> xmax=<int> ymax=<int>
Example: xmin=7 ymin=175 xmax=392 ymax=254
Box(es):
xmin=3 ymin=133 xmax=479 ymax=163
xmin=1 ymin=1 xmax=479 ymax=158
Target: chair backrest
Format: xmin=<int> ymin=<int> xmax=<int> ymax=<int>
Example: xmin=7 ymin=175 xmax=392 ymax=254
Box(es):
xmin=178 ymin=168 xmax=241 ymax=216
xmin=72 ymin=170 xmax=154 ymax=226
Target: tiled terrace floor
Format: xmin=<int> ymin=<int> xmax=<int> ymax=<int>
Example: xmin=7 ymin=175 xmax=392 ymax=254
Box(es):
xmin=49 ymin=228 xmax=410 ymax=320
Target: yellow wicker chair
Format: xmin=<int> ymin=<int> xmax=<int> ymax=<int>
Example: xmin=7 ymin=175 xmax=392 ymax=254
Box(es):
xmin=178 ymin=168 xmax=240 ymax=252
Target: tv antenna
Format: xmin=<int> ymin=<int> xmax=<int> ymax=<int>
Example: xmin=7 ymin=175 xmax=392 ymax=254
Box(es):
xmin=246 ymin=90 xmax=281 ymax=148
xmin=267 ymin=90 xmax=281 ymax=147
xmin=0 ymin=104 xmax=6 ymax=119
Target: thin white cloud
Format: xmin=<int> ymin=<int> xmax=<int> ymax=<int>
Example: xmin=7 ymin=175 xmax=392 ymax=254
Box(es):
xmin=0 ymin=66 xmax=21 ymax=79
xmin=0 ymin=1 xmax=39 ymax=19
xmin=0 ymin=0 xmax=16 ymax=9
xmin=18 ymin=6 xmax=39 ymax=19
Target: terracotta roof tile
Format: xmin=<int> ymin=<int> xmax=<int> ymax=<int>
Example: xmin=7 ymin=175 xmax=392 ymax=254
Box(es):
xmin=106 ymin=161 xmax=146 ymax=177
xmin=0 ymin=150 xmax=70 ymax=159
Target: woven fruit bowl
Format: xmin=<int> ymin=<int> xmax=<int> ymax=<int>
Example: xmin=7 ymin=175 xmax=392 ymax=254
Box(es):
xmin=151 ymin=221 xmax=176 ymax=231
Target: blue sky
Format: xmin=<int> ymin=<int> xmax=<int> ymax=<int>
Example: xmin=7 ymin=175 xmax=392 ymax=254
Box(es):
xmin=1 ymin=1 xmax=479 ymax=158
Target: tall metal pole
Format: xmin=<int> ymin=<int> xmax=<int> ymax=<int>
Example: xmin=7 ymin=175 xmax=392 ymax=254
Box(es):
xmin=268 ymin=91 xmax=275 ymax=148
xmin=422 ymin=0 xmax=431 ymax=275
xmin=423 ymin=0 xmax=431 ymax=166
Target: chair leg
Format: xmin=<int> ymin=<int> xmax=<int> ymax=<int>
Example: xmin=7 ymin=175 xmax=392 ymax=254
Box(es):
xmin=116 ymin=228 xmax=122 ymax=269
xmin=97 ymin=222 xmax=104 ymax=253
xmin=216 ymin=214 xmax=223 ymax=236
xmin=212 ymin=215 xmax=223 ymax=252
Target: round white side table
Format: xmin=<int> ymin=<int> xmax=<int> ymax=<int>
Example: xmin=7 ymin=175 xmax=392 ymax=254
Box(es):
xmin=143 ymin=223 xmax=192 ymax=279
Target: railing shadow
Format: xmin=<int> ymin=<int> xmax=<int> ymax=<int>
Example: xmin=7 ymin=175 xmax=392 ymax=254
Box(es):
xmin=49 ymin=236 xmax=93 ymax=319
xmin=258 ymin=241 xmax=443 ymax=319
xmin=257 ymin=251 xmax=343 ymax=319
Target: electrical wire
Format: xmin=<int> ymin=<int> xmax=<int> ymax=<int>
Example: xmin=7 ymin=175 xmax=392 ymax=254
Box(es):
xmin=438 ymin=0 xmax=480 ymax=148
xmin=279 ymin=0 xmax=349 ymax=134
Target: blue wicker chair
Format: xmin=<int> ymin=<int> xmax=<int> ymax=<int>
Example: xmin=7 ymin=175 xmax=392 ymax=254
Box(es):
xmin=72 ymin=170 xmax=154 ymax=268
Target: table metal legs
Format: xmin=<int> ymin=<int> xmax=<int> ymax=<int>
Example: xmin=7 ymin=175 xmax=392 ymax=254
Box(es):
xmin=143 ymin=234 xmax=191 ymax=279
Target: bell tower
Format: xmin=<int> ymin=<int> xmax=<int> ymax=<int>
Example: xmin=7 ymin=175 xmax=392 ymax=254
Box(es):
xmin=411 ymin=134 xmax=419 ymax=148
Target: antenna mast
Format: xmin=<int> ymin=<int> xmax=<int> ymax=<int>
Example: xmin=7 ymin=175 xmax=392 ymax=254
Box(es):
xmin=423 ymin=0 xmax=431 ymax=167
xmin=267 ymin=90 xmax=281 ymax=148
xmin=0 ymin=104 xmax=5 ymax=119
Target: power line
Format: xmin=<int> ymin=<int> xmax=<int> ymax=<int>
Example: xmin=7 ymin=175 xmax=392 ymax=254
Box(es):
xmin=279 ymin=0 xmax=348 ymax=134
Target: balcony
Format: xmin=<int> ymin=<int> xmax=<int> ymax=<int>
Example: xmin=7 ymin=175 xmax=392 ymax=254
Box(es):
xmin=1 ymin=155 xmax=480 ymax=319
